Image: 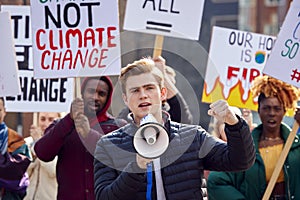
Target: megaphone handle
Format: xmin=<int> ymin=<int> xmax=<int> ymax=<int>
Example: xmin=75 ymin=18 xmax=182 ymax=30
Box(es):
xmin=146 ymin=162 xmax=153 ymax=200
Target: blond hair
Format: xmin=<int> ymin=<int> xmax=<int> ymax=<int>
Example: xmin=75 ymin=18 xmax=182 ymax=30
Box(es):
xmin=119 ymin=57 xmax=164 ymax=94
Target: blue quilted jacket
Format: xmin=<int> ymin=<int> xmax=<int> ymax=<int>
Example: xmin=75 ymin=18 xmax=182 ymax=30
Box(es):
xmin=94 ymin=115 xmax=255 ymax=200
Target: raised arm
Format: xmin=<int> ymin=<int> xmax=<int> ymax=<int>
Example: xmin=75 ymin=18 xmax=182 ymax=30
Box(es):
xmin=204 ymin=100 xmax=255 ymax=171
xmin=34 ymin=114 xmax=74 ymax=162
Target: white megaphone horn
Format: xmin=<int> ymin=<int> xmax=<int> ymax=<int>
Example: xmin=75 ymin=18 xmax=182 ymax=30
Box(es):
xmin=133 ymin=114 xmax=169 ymax=159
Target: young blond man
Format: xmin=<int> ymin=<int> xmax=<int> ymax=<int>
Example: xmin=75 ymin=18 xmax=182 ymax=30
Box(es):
xmin=94 ymin=57 xmax=255 ymax=200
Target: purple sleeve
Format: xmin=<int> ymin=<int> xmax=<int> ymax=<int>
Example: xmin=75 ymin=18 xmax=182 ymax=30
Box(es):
xmin=0 ymin=149 xmax=30 ymax=180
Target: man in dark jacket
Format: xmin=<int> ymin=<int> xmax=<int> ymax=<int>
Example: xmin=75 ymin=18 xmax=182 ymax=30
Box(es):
xmin=94 ymin=58 xmax=256 ymax=200
xmin=34 ymin=76 xmax=126 ymax=200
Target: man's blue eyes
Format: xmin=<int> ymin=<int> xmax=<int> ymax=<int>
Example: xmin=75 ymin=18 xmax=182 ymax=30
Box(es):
xmin=131 ymin=87 xmax=154 ymax=93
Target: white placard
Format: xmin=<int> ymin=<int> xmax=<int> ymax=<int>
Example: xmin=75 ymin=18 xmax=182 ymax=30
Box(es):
xmin=1 ymin=5 xmax=33 ymax=71
xmin=124 ymin=0 xmax=205 ymax=40
xmin=1 ymin=5 xmax=32 ymax=46
xmin=1 ymin=5 xmax=74 ymax=112
xmin=5 ymin=71 xmax=73 ymax=112
xmin=31 ymin=0 xmax=121 ymax=79
xmin=263 ymin=1 xmax=300 ymax=88
xmin=0 ymin=11 xmax=20 ymax=97
xmin=202 ymin=26 xmax=275 ymax=109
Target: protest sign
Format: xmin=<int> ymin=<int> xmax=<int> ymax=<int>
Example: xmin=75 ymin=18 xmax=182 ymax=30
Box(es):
xmin=263 ymin=1 xmax=300 ymax=88
xmin=202 ymin=26 xmax=276 ymax=110
xmin=1 ymin=5 xmax=73 ymax=112
xmin=261 ymin=3 xmax=300 ymax=198
xmin=0 ymin=11 xmax=20 ymax=97
xmin=30 ymin=0 xmax=121 ymax=78
xmin=1 ymin=5 xmax=33 ymax=71
xmin=124 ymin=0 xmax=205 ymax=40
xmin=6 ymin=71 xmax=72 ymax=112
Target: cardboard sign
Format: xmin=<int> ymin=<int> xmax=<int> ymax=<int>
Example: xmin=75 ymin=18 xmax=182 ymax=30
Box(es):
xmin=1 ymin=5 xmax=33 ymax=71
xmin=0 ymin=12 xmax=20 ymax=97
xmin=263 ymin=1 xmax=300 ymax=88
xmin=124 ymin=0 xmax=205 ymax=40
xmin=1 ymin=5 xmax=74 ymax=112
xmin=30 ymin=0 xmax=121 ymax=78
xmin=6 ymin=71 xmax=73 ymax=112
xmin=202 ymin=26 xmax=276 ymax=109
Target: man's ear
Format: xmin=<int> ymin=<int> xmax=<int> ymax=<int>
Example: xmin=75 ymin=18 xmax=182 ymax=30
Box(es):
xmin=122 ymin=93 xmax=128 ymax=106
xmin=161 ymin=87 xmax=167 ymax=100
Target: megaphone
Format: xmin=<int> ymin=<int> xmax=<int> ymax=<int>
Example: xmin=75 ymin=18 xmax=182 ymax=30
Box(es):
xmin=133 ymin=114 xmax=169 ymax=159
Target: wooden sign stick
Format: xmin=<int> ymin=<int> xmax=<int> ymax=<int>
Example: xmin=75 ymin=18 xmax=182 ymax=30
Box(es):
xmin=74 ymin=77 xmax=81 ymax=99
xmin=262 ymin=121 xmax=299 ymax=200
xmin=153 ymin=35 xmax=164 ymax=57
xmin=33 ymin=112 xmax=38 ymax=126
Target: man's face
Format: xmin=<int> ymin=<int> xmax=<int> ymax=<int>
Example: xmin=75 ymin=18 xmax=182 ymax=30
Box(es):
xmin=0 ymin=100 xmax=6 ymax=124
xmin=123 ymin=73 xmax=166 ymax=124
xmin=82 ymin=79 xmax=109 ymax=116
xmin=38 ymin=112 xmax=60 ymax=132
xmin=258 ymin=97 xmax=284 ymax=131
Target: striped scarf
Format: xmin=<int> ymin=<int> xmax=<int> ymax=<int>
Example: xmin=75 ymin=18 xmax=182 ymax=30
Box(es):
xmin=0 ymin=122 xmax=8 ymax=155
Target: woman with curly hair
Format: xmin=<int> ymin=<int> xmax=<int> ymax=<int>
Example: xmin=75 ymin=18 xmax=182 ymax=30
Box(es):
xmin=207 ymin=75 xmax=300 ymax=200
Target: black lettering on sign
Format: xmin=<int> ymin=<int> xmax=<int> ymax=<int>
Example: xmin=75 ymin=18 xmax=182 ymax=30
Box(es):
xmin=6 ymin=77 xmax=67 ymax=103
xmin=29 ymin=78 xmax=38 ymax=101
xmin=15 ymin=45 xmax=31 ymax=70
xmin=45 ymin=2 xmax=100 ymax=29
xmin=11 ymin=15 xmax=30 ymax=39
xmin=142 ymin=0 xmax=180 ymax=14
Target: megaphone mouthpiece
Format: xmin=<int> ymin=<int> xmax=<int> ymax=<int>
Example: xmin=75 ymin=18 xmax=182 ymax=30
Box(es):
xmin=141 ymin=125 xmax=159 ymax=145
xmin=133 ymin=114 xmax=169 ymax=159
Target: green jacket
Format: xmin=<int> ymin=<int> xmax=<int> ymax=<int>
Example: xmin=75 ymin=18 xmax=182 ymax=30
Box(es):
xmin=207 ymin=123 xmax=300 ymax=200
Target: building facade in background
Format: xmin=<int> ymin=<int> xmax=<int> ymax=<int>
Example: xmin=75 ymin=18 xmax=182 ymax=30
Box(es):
xmin=239 ymin=0 xmax=292 ymax=34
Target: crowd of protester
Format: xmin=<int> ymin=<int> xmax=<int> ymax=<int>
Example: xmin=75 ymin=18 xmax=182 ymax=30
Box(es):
xmin=1 ymin=56 xmax=300 ymax=200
